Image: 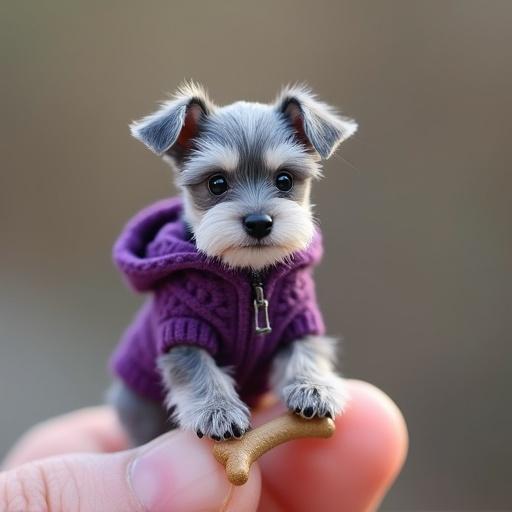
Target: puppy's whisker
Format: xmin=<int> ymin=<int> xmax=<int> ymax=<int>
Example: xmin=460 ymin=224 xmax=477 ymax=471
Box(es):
xmin=332 ymin=151 xmax=360 ymax=173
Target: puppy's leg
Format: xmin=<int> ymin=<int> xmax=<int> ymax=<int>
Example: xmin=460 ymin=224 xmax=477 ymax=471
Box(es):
xmin=271 ymin=335 xmax=348 ymax=419
xmin=107 ymin=380 xmax=173 ymax=446
xmin=158 ymin=346 xmax=251 ymax=440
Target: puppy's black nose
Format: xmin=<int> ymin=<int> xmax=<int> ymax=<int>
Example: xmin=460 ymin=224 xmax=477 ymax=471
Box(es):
xmin=243 ymin=213 xmax=273 ymax=239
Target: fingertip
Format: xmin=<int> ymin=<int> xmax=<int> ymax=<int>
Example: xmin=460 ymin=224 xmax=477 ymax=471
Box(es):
xmin=346 ymin=380 xmax=408 ymax=470
xmin=257 ymin=379 xmax=408 ymax=512
xmin=335 ymin=380 xmax=408 ymax=509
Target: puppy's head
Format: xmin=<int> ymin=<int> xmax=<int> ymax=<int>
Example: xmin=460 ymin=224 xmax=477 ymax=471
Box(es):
xmin=131 ymin=83 xmax=357 ymax=270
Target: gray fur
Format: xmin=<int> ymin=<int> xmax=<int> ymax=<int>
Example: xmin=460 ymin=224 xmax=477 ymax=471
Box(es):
xmin=184 ymin=165 xmax=312 ymax=214
xmin=277 ymin=85 xmax=358 ymax=159
xmin=179 ymin=100 xmax=321 ymax=218
xmin=107 ymin=380 xmax=173 ymax=446
xmin=130 ymin=82 xmax=214 ymax=160
xmin=271 ymin=335 xmax=348 ymax=419
xmin=158 ymin=346 xmax=250 ymax=440
xmin=131 ymin=83 xmax=356 ymax=171
xmin=131 ymin=98 xmax=191 ymax=155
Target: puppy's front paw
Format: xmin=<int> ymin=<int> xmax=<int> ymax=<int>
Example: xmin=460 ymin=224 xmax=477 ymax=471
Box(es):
xmin=283 ymin=374 xmax=348 ymax=419
xmin=178 ymin=395 xmax=251 ymax=441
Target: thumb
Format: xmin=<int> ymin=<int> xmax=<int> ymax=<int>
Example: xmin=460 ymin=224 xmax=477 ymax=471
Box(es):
xmin=0 ymin=430 xmax=261 ymax=512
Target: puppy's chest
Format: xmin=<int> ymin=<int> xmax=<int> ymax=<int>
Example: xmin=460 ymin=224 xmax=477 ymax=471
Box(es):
xmin=163 ymin=269 xmax=310 ymax=366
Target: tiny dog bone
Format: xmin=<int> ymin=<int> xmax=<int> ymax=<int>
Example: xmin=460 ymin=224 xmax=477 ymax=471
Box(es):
xmin=212 ymin=412 xmax=336 ymax=485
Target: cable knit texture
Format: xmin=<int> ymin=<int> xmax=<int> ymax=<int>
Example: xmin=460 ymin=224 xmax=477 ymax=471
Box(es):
xmin=110 ymin=197 xmax=325 ymax=405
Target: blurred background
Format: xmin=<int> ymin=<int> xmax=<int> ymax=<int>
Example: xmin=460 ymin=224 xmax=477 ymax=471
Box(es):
xmin=1 ymin=1 xmax=511 ymax=509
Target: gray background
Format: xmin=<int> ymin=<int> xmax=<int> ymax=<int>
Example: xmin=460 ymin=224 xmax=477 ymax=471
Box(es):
xmin=1 ymin=1 xmax=511 ymax=509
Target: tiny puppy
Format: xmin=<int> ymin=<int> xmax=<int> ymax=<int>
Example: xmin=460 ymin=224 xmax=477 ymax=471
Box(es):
xmin=108 ymin=83 xmax=357 ymax=444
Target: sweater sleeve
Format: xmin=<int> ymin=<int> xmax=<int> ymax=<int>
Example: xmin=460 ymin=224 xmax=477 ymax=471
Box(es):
xmin=109 ymin=287 xmax=219 ymax=403
xmin=156 ymin=317 xmax=219 ymax=355
xmin=154 ymin=280 xmax=219 ymax=356
xmin=282 ymin=307 xmax=326 ymax=342
xmin=280 ymin=268 xmax=326 ymax=342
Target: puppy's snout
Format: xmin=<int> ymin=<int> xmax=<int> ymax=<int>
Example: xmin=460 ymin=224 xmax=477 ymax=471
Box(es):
xmin=243 ymin=214 xmax=273 ymax=240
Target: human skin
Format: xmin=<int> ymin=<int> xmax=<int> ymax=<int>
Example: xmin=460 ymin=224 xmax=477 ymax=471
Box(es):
xmin=0 ymin=380 xmax=407 ymax=512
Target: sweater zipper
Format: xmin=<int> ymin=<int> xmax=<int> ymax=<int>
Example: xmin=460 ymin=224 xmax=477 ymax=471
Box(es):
xmin=251 ymin=270 xmax=272 ymax=335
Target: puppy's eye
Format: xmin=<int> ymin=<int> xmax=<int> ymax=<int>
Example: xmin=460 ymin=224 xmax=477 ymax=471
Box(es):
xmin=275 ymin=171 xmax=293 ymax=192
xmin=208 ymin=174 xmax=229 ymax=195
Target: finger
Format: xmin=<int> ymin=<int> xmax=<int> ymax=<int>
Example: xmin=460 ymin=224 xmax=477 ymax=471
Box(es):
xmin=255 ymin=380 xmax=408 ymax=512
xmin=0 ymin=430 xmax=261 ymax=512
xmin=2 ymin=406 xmax=128 ymax=470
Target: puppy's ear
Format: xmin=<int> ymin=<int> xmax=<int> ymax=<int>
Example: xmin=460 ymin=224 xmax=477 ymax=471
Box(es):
xmin=276 ymin=85 xmax=357 ymax=159
xmin=130 ymin=82 xmax=214 ymax=164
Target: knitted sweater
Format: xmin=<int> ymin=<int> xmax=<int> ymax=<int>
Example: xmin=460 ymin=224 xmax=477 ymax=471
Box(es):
xmin=109 ymin=197 xmax=325 ymax=405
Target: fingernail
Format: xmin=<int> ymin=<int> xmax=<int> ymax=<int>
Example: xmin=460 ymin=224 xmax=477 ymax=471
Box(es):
xmin=130 ymin=431 xmax=231 ymax=512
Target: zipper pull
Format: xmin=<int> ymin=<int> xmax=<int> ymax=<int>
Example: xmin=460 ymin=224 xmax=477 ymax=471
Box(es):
xmin=252 ymin=272 xmax=272 ymax=335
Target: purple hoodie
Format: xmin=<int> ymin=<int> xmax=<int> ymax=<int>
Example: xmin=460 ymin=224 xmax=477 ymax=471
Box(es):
xmin=110 ymin=197 xmax=325 ymax=405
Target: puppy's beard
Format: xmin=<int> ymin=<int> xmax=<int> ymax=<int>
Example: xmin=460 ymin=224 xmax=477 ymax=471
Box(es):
xmin=191 ymin=198 xmax=314 ymax=270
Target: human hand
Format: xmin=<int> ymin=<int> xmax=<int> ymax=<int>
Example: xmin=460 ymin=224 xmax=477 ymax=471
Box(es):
xmin=0 ymin=380 xmax=407 ymax=511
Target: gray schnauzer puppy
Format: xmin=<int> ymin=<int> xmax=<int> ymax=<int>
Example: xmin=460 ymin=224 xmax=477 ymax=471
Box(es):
xmin=108 ymin=83 xmax=357 ymax=445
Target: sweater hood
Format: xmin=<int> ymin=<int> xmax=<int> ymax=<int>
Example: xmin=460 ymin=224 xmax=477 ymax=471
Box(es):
xmin=114 ymin=197 xmax=323 ymax=292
